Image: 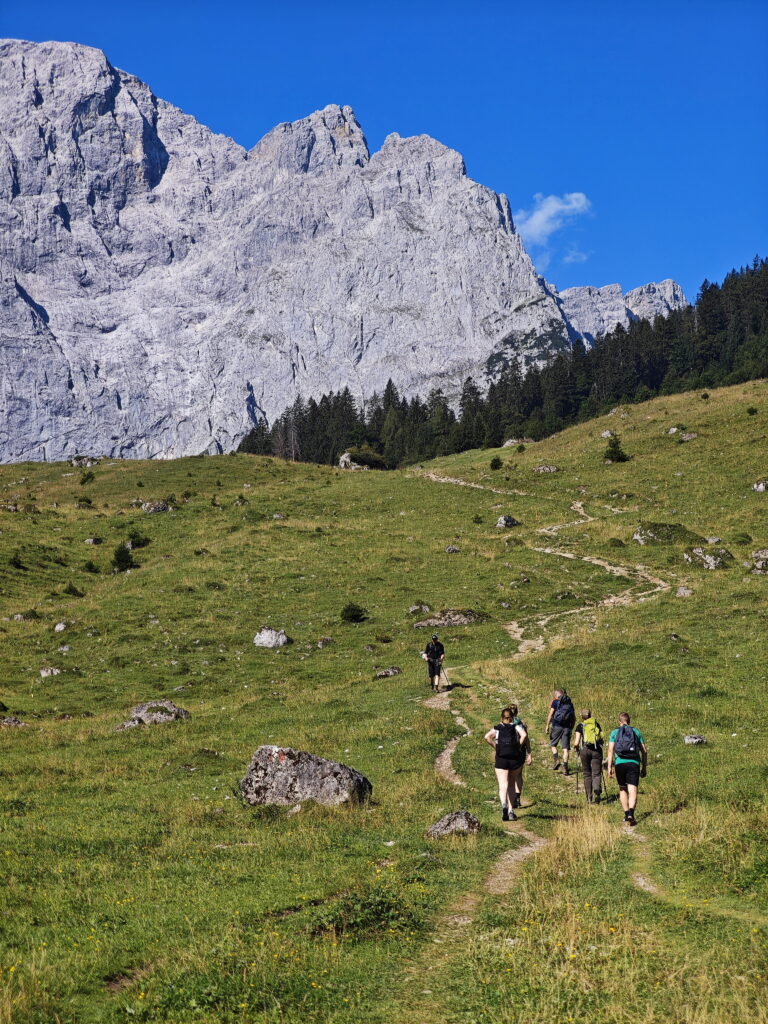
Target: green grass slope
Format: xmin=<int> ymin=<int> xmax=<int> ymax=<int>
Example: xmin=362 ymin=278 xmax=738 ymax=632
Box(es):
xmin=1 ymin=380 xmax=767 ymax=1023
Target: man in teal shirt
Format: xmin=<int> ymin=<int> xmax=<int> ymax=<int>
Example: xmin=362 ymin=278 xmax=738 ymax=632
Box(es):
xmin=607 ymin=712 xmax=647 ymax=826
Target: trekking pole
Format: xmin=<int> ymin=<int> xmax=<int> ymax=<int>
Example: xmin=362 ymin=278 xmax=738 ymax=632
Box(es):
xmin=441 ymin=664 xmax=450 ymax=691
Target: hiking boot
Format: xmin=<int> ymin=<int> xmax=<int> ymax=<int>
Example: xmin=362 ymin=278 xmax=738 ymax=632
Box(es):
xmin=563 ymin=764 xmax=570 ymax=776
xmin=627 ymin=814 xmax=637 ymax=827
xmin=501 ymin=806 xmax=510 ymax=822
xmin=512 ymin=795 xmax=521 ymax=809
xmin=551 ymin=761 xmax=561 ymax=771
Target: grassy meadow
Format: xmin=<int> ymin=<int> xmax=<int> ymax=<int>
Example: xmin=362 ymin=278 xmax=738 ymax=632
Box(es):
xmin=1 ymin=380 xmax=767 ymax=1022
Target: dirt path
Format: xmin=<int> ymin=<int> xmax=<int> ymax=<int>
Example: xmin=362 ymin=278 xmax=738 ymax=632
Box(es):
xmin=410 ymin=469 xmax=530 ymax=497
xmin=423 ymin=689 xmax=471 ymax=787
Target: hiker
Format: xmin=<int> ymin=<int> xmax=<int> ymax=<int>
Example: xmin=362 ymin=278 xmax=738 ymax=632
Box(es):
xmin=484 ymin=705 xmax=531 ymax=821
xmin=607 ymin=712 xmax=647 ymax=827
xmin=424 ymin=633 xmax=445 ymax=692
xmin=545 ymin=688 xmax=576 ymax=775
xmin=573 ymin=708 xmax=604 ymax=803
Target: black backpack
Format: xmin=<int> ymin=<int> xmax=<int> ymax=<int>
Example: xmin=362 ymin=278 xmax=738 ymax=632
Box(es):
xmin=496 ymin=722 xmax=523 ymax=758
xmin=614 ymin=724 xmax=640 ymax=760
xmin=552 ymin=695 xmax=575 ymax=727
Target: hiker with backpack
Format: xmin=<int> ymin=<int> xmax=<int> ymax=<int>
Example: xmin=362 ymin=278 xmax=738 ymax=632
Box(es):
xmin=607 ymin=712 xmax=647 ymax=827
xmin=545 ymin=688 xmax=576 ymax=776
xmin=423 ymin=633 xmax=445 ymax=692
xmin=573 ymin=708 xmax=604 ymax=803
xmin=484 ymin=705 xmax=532 ymax=821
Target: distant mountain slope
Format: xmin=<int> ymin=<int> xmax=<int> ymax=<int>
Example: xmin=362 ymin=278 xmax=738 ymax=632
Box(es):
xmin=0 ymin=39 xmax=684 ymax=462
xmin=556 ymin=279 xmax=687 ymax=343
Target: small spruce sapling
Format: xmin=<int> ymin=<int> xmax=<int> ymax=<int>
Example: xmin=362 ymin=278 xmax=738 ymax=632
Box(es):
xmin=604 ymin=434 xmax=630 ymax=463
xmin=112 ymin=543 xmax=137 ymax=572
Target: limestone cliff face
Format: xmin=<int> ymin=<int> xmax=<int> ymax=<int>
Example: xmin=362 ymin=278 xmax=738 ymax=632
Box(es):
xmin=0 ymin=40 xmax=684 ymax=462
xmin=556 ymin=279 xmax=687 ymax=344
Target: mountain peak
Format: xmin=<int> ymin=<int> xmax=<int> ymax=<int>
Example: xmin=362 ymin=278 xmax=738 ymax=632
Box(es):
xmin=250 ymin=103 xmax=369 ymax=176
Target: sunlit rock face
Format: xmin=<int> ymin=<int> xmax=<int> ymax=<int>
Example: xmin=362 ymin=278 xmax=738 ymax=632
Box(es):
xmin=556 ymin=279 xmax=687 ymax=344
xmin=0 ymin=40 xmax=684 ymax=462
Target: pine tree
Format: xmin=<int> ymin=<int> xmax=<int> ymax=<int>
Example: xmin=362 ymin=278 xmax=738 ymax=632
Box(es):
xmin=604 ymin=433 xmax=629 ymax=463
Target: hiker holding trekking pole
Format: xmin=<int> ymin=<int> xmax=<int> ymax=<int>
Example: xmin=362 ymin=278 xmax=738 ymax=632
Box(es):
xmin=573 ymin=708 xmax=605 ymax=803
xmin=484 ymin=706 xmax=532 ymax=821
xmin=545 ymin=688 xmax=576 ymax=776
xmin=423 ymin=633 xmax=445 ymax=693
xmin=607 ymin=712 xmax=647 ymax=827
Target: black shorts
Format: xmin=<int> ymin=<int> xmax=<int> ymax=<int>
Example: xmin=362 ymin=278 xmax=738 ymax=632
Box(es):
xmin=495 ymin=756 xmax=524 ymax=771
xmin=427 ymin=661 xmax=441 ymax=677
xmin=615 ymin=761 xmax=640 ymax=789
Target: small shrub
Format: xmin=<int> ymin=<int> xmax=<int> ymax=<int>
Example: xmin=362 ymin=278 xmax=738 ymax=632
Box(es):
xmin=730 ymin=532 xmax=753 ymax=545
xmin=603 ymin=434 xmax=629 ymax=462
xmin=489 ymin=456 xmax=503 ymax=470
xmin=311 ymin=882 xmax=421 ymax=937
xmin=701 ymin=392 xmax=709 ymax=400
xmin=216 ymin=479 xmax=222 ymax=487
xmin=111 ymin=543 xmax=137 ymax=572
xmin=182 ymin=489 xmax=196 ymax=501
xmin=205 ymin=581 xmax=225 ymax=590
xmin=136 ymin=480 xmax=144 ymax=487
xmin=517 ymin=444 xmax=526 ymax=453
xmin=127 ymin=529 xmax=151 ymax=549
xmin=608 ymin=537 xmax=626 ymax=548
xmin=747 ymin=406 xmax=758 ymax=415
xmin=9 ymin=553 xmax=26 ymax=570
xmin=375 ymin=634 xmax=392 ymax=644
xmin=76 ymin=496 xmax=93 ymax=507
xmin=472 ymin=514 xmax=483 ymax=524
xmin=83 ymin=560 xmax=100 ymax=574
xmin=79 ymin=470 xmax=95 ymax=485
xmin=346 ymin=445 xmax=388 ymax=470
xmin=341 ymin=602 xmax=368 ymax=623
xmin=62 ymin=583 xmax=85 ymax=597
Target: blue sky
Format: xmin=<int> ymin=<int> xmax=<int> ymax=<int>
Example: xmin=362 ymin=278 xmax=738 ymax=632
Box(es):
xmin=4 ymin=0 xmax=766 ymax=301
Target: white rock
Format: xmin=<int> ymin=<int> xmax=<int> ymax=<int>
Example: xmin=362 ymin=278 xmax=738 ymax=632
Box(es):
xmin=54 ymin=622 xmax=67 ymax=632
xmin=39 ymin=667 xmax=61 ymax=678
xmin=557 ymin=280 xmax=687 ymax=344
xmin=338 ymin=452 xmax=368 ymax=471
xmin=253 ymin=627 xmax=291 ymax=648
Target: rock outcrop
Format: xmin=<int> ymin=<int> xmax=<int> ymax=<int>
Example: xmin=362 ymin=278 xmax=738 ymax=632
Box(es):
xmin=555 ymin=279 xmax=687 ymax=344
xmin=683 ymin=546 xmax=735 ymax=569
xmin=426 ymin=810 xmax=481 ymax=837
xmin=253 ymin=627 xmax=291 ymax=648
xmin=240 ymin=746 xmax=372 ymax=806
xmin=0 ymin=39 xmax=686 ymax=463
xmin=116 ymin=699 xmax=190 ymax=729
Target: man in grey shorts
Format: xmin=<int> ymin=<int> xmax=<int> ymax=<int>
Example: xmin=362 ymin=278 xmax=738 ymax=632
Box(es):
xmin=545 ymin=688 xmax=576 ymax=776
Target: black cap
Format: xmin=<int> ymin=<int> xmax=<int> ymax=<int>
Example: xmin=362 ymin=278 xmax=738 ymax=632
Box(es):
xmin=432 ymin=633 xmax=438 ymax=640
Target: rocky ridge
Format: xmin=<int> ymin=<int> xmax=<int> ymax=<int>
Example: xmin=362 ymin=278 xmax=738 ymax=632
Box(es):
xmin=0 ymin=39 xmax=685 ymax=462
xmin=555 ymin=280 xmax=687 ymax=344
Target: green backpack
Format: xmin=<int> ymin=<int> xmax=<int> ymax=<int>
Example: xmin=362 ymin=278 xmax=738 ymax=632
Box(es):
xmin=582 ymin=718 xmax=603 ymax=747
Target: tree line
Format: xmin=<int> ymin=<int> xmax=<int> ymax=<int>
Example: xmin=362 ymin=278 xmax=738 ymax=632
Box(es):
xmin=238 ymin=256 xmax=768 ymax=468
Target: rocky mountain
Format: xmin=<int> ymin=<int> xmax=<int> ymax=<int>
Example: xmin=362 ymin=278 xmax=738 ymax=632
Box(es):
xmin=556 ymin=279 xmax=687 ymax=344
xmin=0 ymin=39 xmax=686 ymax=462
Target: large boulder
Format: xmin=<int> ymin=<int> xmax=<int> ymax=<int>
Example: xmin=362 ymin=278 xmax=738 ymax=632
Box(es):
xmin=532 ymin=465 xmax=558 ymax=474
xmin=338 ymin=452 xmax=369 ymax=471
xmin=117 ymin=699 xmax=190 ymax=730
xmin=496 ymin=515 xmax=520 ymax=528
xmin=1 ymin=716 xmax=28 ymax=727
xmin=141 ymin=500 xmax=170 ymax=514
xmin=684 ymin=734 xmax=707 ymax=745
xmin=752 ymin=480 xmax=767 ymax=492
xmin=683 ymin=546 xmax=735 ymax=570
xmin=253 ymin=627 xmax=291 ymax=648
xmin=426 ymin=810 xmax=481 ymax=838
xmin=240 ymin=746 xmax=372 ymax=806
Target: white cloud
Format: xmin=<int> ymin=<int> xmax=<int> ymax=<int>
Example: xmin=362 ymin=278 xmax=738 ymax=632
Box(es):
xmin=563 ymin=247 xmax=590 ymax=264
xmin=514 ymin=192 xmax=591 ymax=248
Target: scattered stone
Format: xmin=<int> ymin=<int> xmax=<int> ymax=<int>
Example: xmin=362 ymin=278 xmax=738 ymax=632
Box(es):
xmin=414 ymin=609 xmax=482 ymax=628
xmin=683 ymin=735 xmax=707 ymax=745
xmin=445 ymin=544 xmax=460 ymax=553
xmin=141 ymin=500 xmax=170 ymax=514
xmin=117 ymin=700 xmax=191 ymax=730
xmin=676 ymin=586 xmax=694 ymax=597
xmin=500 ymin=601 xmax=510 ymax=608
xmin=84 ymin=537 xmax=102 ymax=545
xmin=503 ymin=437 xmax=534 ymax=447
xmin=364 ymin=644 xmax=375 ymax=652
xmin=13 ymin=613 xmax=25 ymax=622
xmin=752 ymin=548 xmax=768 ymax=560
xmin=70 ymin=455 xmax=100 ymax=468
xmin=54 ymin=622 xmax=67 ymax=632
xmin=600 ymin=430 xmax=614 ymax=438
xmin=632 ymin=523 xmax=705 ymax=546
xmin=338 ymin=452 xmax=369 ymax=471
xmin=316 ymin=636 xmax=334 ymax=648
xmin=1 ymin=716 xmax=28 ymax=727
xmin=532 ymin=465 xmax=558 ymax=474
xmin=240 ymin=746 xmax=372 ymax=806
xmin=683 ymin=546 xmax=735 ymax=570
xmin=408 ymin=603 xmax=431 ymax=615
xmin=374 ymin=666 xmax=402 ymax=678
xmin=679 ymin=432 xmax=698 ymax=442
xmin=752 ymin=559 xmax=768 ymax=575
xmin=495 ymin=515 xmax=520 ymax=528
xmin=253 ymin=627 xmax=291 ymax=648
xmin=666 ymin=426 xmax=678 ymax=434
xmin=1 ymin=503 xmax=20 ymax=512
xmin=272 ymin=512 xmax=286 ymax=520
xmin=426 ymin=810 xmax=481 ymax=838
xmin=39 ymin=667 xmax=61 ymax=678
xmin=752 ymin=480 xmax=767 ymax=492
xmin=705 ymin=537 xmax=721 ymax=545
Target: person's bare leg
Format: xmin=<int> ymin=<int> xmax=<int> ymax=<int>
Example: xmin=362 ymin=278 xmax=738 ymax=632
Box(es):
xmin=508 ymin=767 xmax=522 ymax=815
xmin=495 ymin=768 xmax=510 ymax=812
xmin=618 ymin=788 xmax=629 ymax=812
xmin=626 ymin=784 xmax=638 ymax=815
